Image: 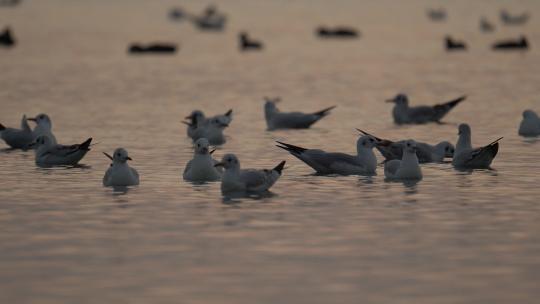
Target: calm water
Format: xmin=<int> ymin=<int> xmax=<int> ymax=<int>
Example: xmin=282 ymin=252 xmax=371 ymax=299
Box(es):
xmin=1 ymin=0 xmax=540 ymax=303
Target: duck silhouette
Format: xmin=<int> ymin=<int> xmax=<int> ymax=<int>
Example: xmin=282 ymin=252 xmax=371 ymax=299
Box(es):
xmin=239 ymin=32 xmax=263 ymax=51
xmin=128 ymin=43 xmax=177 ymax=54
xmin=317 ymin=26 xmax=358 ymax=38
xmin=0 ymin=27 xmax=15 ymax=47
xmin=492 ymin=36 xmax=528 ymax=50
xmin=445 ymin=36 xmax=466 ymax=51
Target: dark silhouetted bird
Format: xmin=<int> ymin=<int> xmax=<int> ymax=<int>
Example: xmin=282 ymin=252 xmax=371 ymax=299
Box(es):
xmin=445 ymin=36 xmax=466 ymax=51
xmin=239 ymin=32 xmax=263 ymax=51
xmin=492 ymin=36 xmax=528 ymax=50
xmin=316 ymin=26 xmax=359 ymax=38
xmin=0 ymin=27 xmax=15 ymax=47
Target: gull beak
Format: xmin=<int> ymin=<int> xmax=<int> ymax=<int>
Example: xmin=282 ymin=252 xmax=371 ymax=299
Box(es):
xmin=209 ymin=149 xmax=216 ymax=155
xmin=27 ymin=117 xmax=37 ymax=122
xmin=214 ymin=162 xmax=224 ymax=167
xmin=103 ymin=152 xmax=113 ymax=160
xmin=184 ymin=114 xmax=193 ymax=119
xmin=385 ymin=98 xmax=395 ymax=103
xmin=181 ymin=120 xmax=192 ymax=126
xmin=219 ymin=122 xmax=229 ymax=128
xmin=27 ymin=142 xmax=36 ymax=148
xmin=126 ymin=157 xmax=132 ymax=161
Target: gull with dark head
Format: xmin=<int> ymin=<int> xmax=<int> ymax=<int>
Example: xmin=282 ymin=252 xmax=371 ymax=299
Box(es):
xmin=183 ymin=138 xmax=222 ymax=182
xmin=0 ymin=114 xmax=33 ymax=149
xmin=264 ymin=97 xmax=336 ymax=130
xmin=276 ymin=134 xmax=378 ymax=175
xmin=103 ymin=148 xmax=139 ymax=187
xmin=386 ymin=94 xmax=466 ymax=124
xmin=452 ymin=123 xmax=502 ymax=169
xmin=214 ymin=154 xmax=285 ymax=193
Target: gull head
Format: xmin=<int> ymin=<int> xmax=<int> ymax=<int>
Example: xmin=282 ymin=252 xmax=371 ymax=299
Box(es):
xmin=403 ymin=140 xmax=417 ymax=153
xmin=28 ymin=113 xmax=52 ymax=128
xmin=386 ymin=93 xmax=408 ymax=105
xmin=523 ymin=109 xmax=538 ymax=119
xmin=435 ymin=141 xmax=455 ymax=157
xmin=186 ymin=110 xmax=205 ymax=124
xmin=264 ymin=97 xmax=281 ymax=111
xmin=458 ymin=123 xmax=471 ymax=136
xmin=357 ymin=135 xmax=377 ymax=149
xmin=194 ymin=138 xmax=211 ymax=155
xmin=109 ymin=148 xmax=132 ymax=163
xmin=215 ymin=153 xmax=240 ymax=170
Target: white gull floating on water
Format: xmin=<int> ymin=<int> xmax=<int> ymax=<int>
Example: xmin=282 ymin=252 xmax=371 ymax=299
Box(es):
xmin=264 ymin=97 xmax=336 ymax=130
xmin=27 ymin=113 xmax=57 ymax=145
xmin=452 ymin=123 xmax=502 ymax=169
xmin=518 ymin=110 xmax=540 ymax=137
xmin=183 ymin=138 xmax=222 ymax=182
xmin=384 ymin=140 xmax=423 ymax=180
xmin=31 ymin=135 xmax=92 ymax=167
xmin=0 ymin=114 xmax=33 ymax=149
xmin=276 ymin=135 xmax=378 ymax=175
xmin=386 ymin=94 xmax=466 ymax=124
xmin=103 ymin=148 xmax=139 ymax=187
xmin=214 ymin=153 xmax=285 ymax=193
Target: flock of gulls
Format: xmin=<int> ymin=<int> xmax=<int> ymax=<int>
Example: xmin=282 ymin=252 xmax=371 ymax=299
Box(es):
xmin=1 ymin=94 xmax=539 ymax=194
xmin=1 ymin=3 xmax=539 ymax=196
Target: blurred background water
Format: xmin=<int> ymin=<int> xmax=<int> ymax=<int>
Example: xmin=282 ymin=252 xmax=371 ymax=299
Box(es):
xmin=1 ymin=0 xmax=540 ymax=303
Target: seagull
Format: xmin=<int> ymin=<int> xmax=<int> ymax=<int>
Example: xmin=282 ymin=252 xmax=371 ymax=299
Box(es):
xmin=188 ymin=117 xmax=228 ymax=145
xmin=30 ymin=135 xmax=92 ymax=167
xmin=264 ymin=97 xmax=336 ymax=130
xmin=386 ymin=94 xmax=466 ymax=124
xmin=445 ymin=35 xmax=467 ymax=51
xmin=103 ymin=148 xmax=139 ymax=187
xmin=27 ymin=113 xmax=57 ymax=145
xmin=480 ymin=17 xmax=495 ymax=33
xmin=358 ymin=129 xmax=454 ymax=163
xmin=239 ymin=32 xmax=263 ymax=51
xmin=427 ymin=8 xmax=446 ymax=22
xmin=183 ymin=109 xmax=232 ymax=138
xmin=518 ymin=110 xmax=540 ymax=137
xmin=384 ymin=140 xmax=423 ymax=180
xmin=183 ymin=138 xmax=222 ymax=182
xmin=276 ymin=135 xmax=378 ymax=175
xmin=500 ymin=10 xmax=529 ymax=25
xmin=452 ymin=123 xmax=502 ymax=169
xmin=0 ymin=114 xmax=33 ymax=149
xmin=214 ymin=154 xmax=285 ymax=193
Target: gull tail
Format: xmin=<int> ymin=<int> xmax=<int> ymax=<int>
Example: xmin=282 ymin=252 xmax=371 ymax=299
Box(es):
xmin=79 ymin=138 xmax=93 ymax=151
xmin=0 ymin=123 xmax=5 ymax=131
xmin=312 ymin=106 xmax=336 ymax=117
xmin=433 ymin=95 xmax=466 ymax=120
xmin=224 ymin=109 xmax=233 ymax=117
xmin=481 ymin=137 xmax=503 ymax=158
xmin=276 ymin=141 xmax=308 ymax=155
xmin=272 ymin=161 xmax=286 ymax=174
